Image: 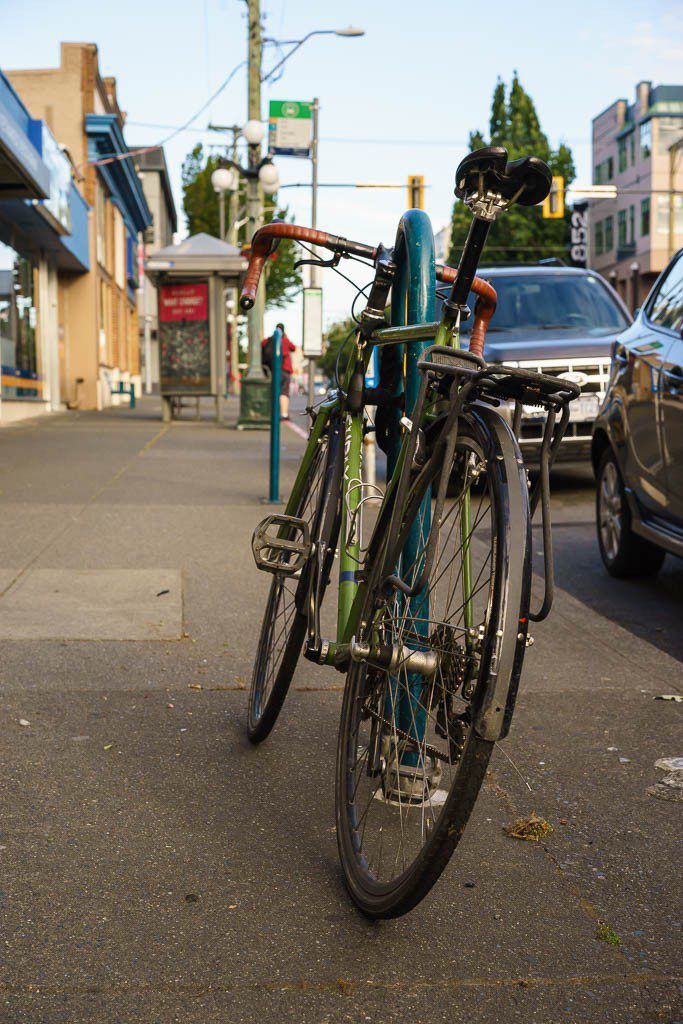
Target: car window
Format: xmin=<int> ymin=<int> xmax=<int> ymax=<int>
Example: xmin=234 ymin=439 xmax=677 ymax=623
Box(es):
xmin=449 ymin=273 xmax=630 ymax=335
xmin=646 ymin=254 xmax=683 ymax=333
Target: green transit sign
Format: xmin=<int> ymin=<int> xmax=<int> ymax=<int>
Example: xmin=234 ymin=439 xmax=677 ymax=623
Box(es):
xmin=268 ymin=100 xmax=313 ymax=157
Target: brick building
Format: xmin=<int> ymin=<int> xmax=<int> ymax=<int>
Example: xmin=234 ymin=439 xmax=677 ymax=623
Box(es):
xmin=8 ymin=43 xmax=151 ymax=409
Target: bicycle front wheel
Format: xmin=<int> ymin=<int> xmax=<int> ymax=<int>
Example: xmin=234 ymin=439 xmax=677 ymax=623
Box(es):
xmin=247 ymin=428 xmax=332 ymax=743
xmin=336 ymin=409 xmax=531 ymax=917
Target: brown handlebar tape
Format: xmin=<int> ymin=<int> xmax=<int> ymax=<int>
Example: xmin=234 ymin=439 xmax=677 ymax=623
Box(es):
xmin=239 ymin=225 xmax=497 ymax=358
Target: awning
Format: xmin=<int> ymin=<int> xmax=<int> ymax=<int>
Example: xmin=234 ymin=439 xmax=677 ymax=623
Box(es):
xmin=0 ymin=70 xmax=49 ymax=200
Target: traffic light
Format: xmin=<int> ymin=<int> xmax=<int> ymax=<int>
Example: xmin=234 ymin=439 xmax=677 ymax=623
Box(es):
xmin=408 ymin=175 xmax=425 ymax=210
xmin=542 ymin=176 xmax=565 ymax=219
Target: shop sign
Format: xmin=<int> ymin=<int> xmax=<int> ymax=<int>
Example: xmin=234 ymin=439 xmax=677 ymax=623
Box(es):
xmin=38 ymin=123 xmax=72 ymax=232
xmin=570 ymin=201 xmax=588 ymax=268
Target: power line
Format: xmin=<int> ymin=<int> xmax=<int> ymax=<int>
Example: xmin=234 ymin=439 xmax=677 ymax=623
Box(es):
xmin=82 ymin=60 xmax=247 ymax=170
xmin=125 ymin=121 xmax=592 ymax=148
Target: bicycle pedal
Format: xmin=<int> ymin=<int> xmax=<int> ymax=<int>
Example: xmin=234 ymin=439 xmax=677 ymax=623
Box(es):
xmin=251 ymin=514 xmax=312 ymax=576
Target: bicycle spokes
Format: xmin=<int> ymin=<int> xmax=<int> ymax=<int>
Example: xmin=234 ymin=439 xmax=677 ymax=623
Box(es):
xmin=345 ymin=444 xmax=494 ymax=883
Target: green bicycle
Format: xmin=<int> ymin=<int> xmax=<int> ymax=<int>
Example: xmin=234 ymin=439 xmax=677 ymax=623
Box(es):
xmin=240 ymin=147 xmax=579 ymax=918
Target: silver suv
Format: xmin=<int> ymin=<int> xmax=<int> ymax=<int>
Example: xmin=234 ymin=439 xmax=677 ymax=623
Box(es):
xmin=448 ymin=265 xmax=632 ymax=462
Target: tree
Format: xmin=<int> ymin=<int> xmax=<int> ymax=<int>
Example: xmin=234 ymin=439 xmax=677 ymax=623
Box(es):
xmin=180 ymin=143 xmax=302 ymax=309
xmin=319 ymin=316 xmax=356 ymax=381
xmin=448 ymin=74 xmax=576 ymax=266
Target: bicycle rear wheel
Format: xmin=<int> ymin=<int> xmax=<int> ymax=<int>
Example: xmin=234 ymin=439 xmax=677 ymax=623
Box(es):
xmin=336 ymin=409 xmax=531 ymax=917
xmin=247 ymin=428 xmax=332 ymax=743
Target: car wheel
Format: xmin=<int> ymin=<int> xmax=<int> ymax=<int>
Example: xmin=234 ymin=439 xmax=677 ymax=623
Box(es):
xmin=596 ymin=449 xmax=666 ymax=578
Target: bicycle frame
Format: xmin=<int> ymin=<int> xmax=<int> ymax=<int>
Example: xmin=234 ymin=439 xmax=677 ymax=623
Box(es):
xmin=283 ymin=210 xmax=474 ymax=701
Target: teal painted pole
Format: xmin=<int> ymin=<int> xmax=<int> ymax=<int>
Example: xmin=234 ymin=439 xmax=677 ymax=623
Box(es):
xmin=267 ymin=327 xmax=282 ymax=503
xmin=389 ymin=210 xmax=436 ymax=769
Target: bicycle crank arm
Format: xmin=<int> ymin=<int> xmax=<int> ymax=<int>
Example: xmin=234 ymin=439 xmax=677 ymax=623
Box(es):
xmin=349 ymin=636 xmax=438 ymax=677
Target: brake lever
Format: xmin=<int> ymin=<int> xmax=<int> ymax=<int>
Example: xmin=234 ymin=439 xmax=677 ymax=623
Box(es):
xmin=294 ymin=252 xmax=342 ymax=272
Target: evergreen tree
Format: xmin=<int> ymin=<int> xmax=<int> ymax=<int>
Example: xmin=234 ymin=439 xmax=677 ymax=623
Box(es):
xmin=448 ymin=74 xmax=575 ymax=266
xmin=181 ymin=144 xmax=301 ymax=309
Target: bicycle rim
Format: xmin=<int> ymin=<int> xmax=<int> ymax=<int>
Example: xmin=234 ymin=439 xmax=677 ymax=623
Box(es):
xmin=247 ymin=431 xmax=330 ymax=742
xmin=336 ymin=412 xmax=530 ymax=917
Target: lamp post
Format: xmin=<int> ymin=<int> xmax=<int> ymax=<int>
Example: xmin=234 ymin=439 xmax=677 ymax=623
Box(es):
xmin=237 ymin=1 xmax=365 ymax=428
xmin=211 ymin=142 xmax=280 ymax=405
xmin=211 ymin=166 xmax=239 ymax=241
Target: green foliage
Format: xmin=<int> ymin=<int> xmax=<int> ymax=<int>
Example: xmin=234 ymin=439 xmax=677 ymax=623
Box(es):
xmin=448 ymin=74 xmax=576 ymax=267
xmin=180 ymin=143 xmax=302 ymax=309
xmin=319 ymin=316 xmax=356 ymax=381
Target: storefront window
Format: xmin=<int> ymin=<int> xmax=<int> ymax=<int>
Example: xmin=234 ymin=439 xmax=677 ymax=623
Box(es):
xmin=0 ymin=243 xmax=40 ymax=399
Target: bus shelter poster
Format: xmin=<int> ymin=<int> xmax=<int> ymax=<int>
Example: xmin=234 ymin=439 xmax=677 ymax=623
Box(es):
xmin=159 ymin=282 xmax=211 ymax=393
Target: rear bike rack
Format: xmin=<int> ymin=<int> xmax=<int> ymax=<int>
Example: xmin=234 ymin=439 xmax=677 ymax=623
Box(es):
xmin=251 ymin=514 xmax=312 ymax=577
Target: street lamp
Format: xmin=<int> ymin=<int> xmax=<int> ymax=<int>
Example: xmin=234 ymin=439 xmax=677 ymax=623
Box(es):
xmin=262 ymin=27 xmax=365 ymax=82
xmin=211 ymin=166 xmax=239 ymax=241
xmin=258 ymin=160 xmax=280 ymax=195
xmin=242 ymin=119 xmax=267 ymax=146
xmin=238 ymin=5 xmax=365 ymax=429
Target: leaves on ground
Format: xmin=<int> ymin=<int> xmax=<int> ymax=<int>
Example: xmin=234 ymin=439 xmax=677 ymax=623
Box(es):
xmin=504 ymin=812 xmax=553 ymax=842
xmin=596 ymin=922 xmax=620 ymax=946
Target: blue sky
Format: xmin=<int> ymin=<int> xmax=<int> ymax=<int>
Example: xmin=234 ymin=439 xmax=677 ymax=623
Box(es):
xmin=2 ymin=0 xmax=682 ymax=332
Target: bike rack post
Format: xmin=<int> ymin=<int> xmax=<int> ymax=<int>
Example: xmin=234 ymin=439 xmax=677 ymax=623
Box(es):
xmin=264 ymin=326 xmax=282 ymax=504
xmin=387 ymin=210 xmax=436 ymax=768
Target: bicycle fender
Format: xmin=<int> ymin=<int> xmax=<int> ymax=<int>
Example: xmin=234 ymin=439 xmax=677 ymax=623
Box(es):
xmin=468 ymin=406 xmax=531 ymax=742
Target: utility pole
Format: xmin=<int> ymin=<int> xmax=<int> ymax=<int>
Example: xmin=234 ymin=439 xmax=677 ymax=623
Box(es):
xmin=238 ymin=0 xmax=270 ymax=427
xmin=228 ymin=125 xmax=240 ymax=396
xmin=308 ymin=96 xmax=320 ymax=406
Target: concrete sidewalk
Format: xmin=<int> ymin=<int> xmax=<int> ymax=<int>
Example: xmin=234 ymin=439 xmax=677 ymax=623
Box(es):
xmin=0 ymin=399 xmax=680 ymax=1023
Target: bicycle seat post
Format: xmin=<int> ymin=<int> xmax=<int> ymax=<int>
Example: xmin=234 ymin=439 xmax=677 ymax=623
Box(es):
xmin=443 ymin=146 xmax=552 ymax=334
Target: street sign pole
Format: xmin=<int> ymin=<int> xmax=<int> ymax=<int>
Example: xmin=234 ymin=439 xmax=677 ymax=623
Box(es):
xmin=264 ymin=326 xmax=282 ymax=503
xmin=308 ymin=97 xmax=320 ymax=406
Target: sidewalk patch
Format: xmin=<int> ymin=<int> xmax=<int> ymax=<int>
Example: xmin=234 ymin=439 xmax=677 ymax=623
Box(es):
xmin=0 ymin=569 xmax=182 ymax=640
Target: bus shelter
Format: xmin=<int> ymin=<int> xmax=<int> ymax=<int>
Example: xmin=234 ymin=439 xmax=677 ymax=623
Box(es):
xmin=145 ymin=233 xmax=247 ymax=422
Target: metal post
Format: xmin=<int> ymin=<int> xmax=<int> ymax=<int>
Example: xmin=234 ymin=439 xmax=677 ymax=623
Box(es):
xmin=218 ymin=189 xmax=225 ymax=241
xmin=238 ymin=0 xmax=270 ymax=428
xmin=143 ymin=314 xmax=152 ymax=394
xmin=307 ymin=97 xmax=320 ymax=406
xmin=265 ymin=326 xmax=282 ymax=503
xmin=228 ymin=127 xmax=241 ymax=396
xmin=387 ymin=210 xmax=435 ymax=768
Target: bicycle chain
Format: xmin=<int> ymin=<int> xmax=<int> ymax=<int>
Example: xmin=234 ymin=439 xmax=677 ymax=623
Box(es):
xmin=362 ymin=702 xmax=452 ymax=764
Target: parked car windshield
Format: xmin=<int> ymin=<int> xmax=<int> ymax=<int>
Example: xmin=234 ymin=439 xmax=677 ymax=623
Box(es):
xmin=454 ymin=273 xmax=630 ymax=336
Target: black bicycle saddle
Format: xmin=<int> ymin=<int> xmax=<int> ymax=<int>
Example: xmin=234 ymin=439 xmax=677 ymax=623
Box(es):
xmin=455 ymin=146 xmax=552 ymax=207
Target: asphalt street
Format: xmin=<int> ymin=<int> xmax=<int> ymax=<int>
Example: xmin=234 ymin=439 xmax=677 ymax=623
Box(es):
xmin=0 ymin=396 xmax=681 ymax=1024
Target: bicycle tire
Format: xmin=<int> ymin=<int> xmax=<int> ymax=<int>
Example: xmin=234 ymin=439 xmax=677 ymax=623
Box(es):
xmin=336 ymin=408 xmax=531 ymax=918
xmin=247 ymin=427 xmax=335 ymax=743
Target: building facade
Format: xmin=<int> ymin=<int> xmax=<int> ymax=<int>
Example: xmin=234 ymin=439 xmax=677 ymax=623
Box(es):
xmin=136 ymin=147 xmax=177 ymax=392
xmin=0 ymin=68 xmax=89 ymax=425
xmin=590 ymin=81 xmax=683 ymax=310
xmin=8 ymin=43 xmax=151 ymax=411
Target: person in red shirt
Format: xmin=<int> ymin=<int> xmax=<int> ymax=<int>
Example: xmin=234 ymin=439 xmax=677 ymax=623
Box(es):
xmin=262 ymin=322 xmax=297 ymax=420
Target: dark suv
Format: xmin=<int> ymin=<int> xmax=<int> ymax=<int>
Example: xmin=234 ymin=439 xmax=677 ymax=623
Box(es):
xmin=592 ymin=249 xmax=683 ymax=577
xmin=448 ymin=265 xmax=631 ymax=461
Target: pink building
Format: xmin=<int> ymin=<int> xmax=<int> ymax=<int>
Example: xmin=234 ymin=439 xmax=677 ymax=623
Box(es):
xmin=589 ymin=81 xmax=683 ymax=310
